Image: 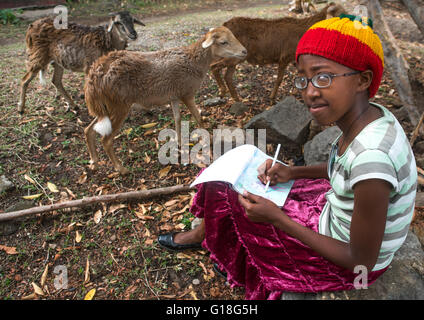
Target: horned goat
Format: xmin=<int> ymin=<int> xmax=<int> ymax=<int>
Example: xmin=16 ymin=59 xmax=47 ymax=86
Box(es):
xmin=84 ymin=26 xmax=247 ymax=175
xmin=211 ymin=2 xmax=346 ymax=103
xmin=18 ymin=11 xmax=145 ymax=114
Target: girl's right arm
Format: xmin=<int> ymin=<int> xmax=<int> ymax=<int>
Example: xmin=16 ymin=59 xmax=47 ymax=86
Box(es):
xmin=258 ymin=160 xmax=328 ymax=185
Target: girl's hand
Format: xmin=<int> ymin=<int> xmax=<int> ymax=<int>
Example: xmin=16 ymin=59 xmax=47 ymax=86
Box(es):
xmin=238 ymin=191 xmax=285 ymax=225
xmin=257 ymin=159 xmax=292 ymax=185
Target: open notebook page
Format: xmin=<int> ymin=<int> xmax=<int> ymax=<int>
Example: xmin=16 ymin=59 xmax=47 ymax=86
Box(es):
xmin=191 ymin=145 xmax=294 ymax=207
xmin=233 ymin=147 xmax=294 ymax=207
xmin=190 ymin=144 xmax=257 ymax=187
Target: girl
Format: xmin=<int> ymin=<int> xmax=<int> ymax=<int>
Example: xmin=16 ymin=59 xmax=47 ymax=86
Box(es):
xmin=158 ymin=15 xmax=417 ymax=299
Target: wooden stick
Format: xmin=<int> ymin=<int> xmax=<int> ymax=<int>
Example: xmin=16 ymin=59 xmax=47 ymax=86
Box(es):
xmin=0 ymin=185 xmax=193 ymax=222
xmin=410 ymin=111 xmax=424 ymax=146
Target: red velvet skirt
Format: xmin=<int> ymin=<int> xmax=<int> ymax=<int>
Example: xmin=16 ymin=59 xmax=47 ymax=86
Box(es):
xmin=190 ymin=178 xmax=387 ymax=300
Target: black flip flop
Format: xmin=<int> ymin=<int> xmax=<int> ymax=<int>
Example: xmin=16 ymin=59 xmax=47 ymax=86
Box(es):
xmin=157 ymin=232 xmax=203 ymax=252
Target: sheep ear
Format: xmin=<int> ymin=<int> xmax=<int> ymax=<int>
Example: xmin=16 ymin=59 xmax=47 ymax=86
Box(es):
xmin=202 ymin=36 xmax=214 ymax=49
xmin=107 ymin=20 xmax=115 ymax=32
xmin=133 ymin=18 xmax=145 ymax=26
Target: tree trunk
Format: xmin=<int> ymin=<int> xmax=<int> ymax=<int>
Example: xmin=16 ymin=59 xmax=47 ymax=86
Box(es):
xmin=400 ymin=0 xmax=424 ymax=36
xmin=367 ymin=0 xmax=420 ymax=127
xmin=0 ymin=184 xmax=193 ymax=222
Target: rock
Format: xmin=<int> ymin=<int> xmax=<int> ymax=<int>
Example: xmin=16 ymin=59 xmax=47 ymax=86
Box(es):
xmin=0 ymin=175 xmax=14 ymax=193
xmin=229 ymin=102 xmax=249 ymax=116
xmin=244 ymin=96 xmax=312 ymax=152
xmin=415 ymin=156 xmax=424 ymax=169
xmin=414 ymin=141 xmax=424 ymax=155
xmin=281 ymin=231 xmax=424 ymax=300
xmin=204 ymin=97 xmax=226 ymax=107
xmin=191 ymin=217 xmax=203 ymax=230
xmin=0 ymin=201 xmax=33 ymax=236
xmin=303 ymin=126 xmax=341 ymax=166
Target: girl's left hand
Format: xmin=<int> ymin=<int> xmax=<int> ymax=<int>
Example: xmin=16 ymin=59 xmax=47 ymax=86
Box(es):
xmin=238 ymin=191 xmax=284 ymax=225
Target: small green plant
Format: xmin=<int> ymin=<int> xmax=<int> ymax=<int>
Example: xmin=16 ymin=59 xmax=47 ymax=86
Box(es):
xmin=0 ymin=9 xmax=20 ymax=25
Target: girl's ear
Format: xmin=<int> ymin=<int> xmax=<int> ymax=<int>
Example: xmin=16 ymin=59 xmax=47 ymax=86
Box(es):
xmin=357 ymin=70 xmax=373 ymax=94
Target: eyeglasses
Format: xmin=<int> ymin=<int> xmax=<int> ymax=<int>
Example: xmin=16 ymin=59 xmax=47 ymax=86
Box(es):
xmin=294 ymin=71 xmax=360 ymax=90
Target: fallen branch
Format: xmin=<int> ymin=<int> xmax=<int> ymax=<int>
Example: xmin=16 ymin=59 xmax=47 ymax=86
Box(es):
xmin=0 ymin=184 xmax=193 ymax=222
xmin=410 ymin=111 xmax=424 ymax=146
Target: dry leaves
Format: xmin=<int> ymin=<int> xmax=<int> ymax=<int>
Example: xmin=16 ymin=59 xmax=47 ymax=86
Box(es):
xmin=158 ymin=165 xmax=172 ymax=179
xmin=75 ymin=231 xmax=82 ymax=243
xmin=47 ymin=182 xmax=59 ymax=193
xmin=40 ymin=265 xmax=48 ymax=287
xmin=93 ymin=210 xmax=102 ymax=224
xmin=84 ymin=257 xmax=90 ymax=284
xmin=32 ymin=282 xmax=45 ymax=296
xmin=140 ymin=122 xmax=158 ymax=129
xmin=22 ymin=193 xmax=42 ymax=200
xmin=84 ymin=288 xmax=96 ymax=300
xmin=0 ymin=244 xmax=17 ymax=255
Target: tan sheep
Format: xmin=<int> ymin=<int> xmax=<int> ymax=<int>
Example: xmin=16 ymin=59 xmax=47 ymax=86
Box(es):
xmin=84 ymin=26 xmax=247 ymax=175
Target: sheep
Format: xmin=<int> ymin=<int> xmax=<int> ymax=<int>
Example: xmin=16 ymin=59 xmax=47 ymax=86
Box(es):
xmin=18 ymin=11 xmax=145 ymax=114
xmin=83 ymin=26 xmax=247 ymax=175
xmin=211 ymin=2 xmax=346 ymax=103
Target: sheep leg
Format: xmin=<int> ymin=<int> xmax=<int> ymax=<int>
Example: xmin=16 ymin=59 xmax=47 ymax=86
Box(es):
xmin=210 ymin=63 xmax=228 ymax=98
xmin=52 ymin=62 xmax=78 ymax=110
xmin=84 ymin=117 xmax=100 ymax=171
xmin=18 ymin=69 xmax=38 ymax=114
xmin=224 ymin=64 xmax=240 ymax=102
xmin=182 ymin=95 xmax=204 ymax=128
xmin=101 ymin=115 xmax=129 ymax=175
xmin=171 ymin=100 xmax=182 ymax=147
xmin=270 ymin=60 xmax=290 ymax=103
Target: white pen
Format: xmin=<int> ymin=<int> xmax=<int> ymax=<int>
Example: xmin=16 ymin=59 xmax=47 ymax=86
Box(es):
xmin=264 ymin=143 xmax=281 ymax=193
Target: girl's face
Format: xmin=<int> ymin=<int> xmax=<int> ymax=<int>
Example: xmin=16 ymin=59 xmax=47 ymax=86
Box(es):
xmin=296 ymin=54 xmax=362 ymax=127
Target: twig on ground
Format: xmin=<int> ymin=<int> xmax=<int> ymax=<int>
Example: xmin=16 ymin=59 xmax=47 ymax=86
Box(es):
xmin=0 ymin=184 xmax=193 ymax=222
xmin=410 ymin=111 xmax=424 ymax=146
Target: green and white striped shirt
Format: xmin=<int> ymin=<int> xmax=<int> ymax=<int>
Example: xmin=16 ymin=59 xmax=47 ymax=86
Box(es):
xmin=319 ymin=103 xmax=417 ymax=271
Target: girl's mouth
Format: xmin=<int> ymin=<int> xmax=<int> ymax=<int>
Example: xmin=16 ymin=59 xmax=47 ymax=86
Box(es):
xmin=309 ymin=104 xmax=329 ymax=115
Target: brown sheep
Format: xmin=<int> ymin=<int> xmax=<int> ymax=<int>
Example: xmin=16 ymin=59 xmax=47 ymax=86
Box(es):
xmin=18 ymin=11 xmax=145 ymax=114
xmin=211 ymin=2 xmax=346 ymax=103
xmin=84 ymin=26 xmax=247 ymax=175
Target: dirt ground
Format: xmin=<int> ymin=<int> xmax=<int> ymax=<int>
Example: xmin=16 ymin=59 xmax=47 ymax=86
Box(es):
xmin=0 ymin=0 xmax=423 ymax=301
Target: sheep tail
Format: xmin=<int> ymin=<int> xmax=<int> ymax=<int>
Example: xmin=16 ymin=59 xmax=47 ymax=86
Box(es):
xmin=84 ymin=76 xmax=112 ymax=137
xmin=39 ymin=69 xmax=47 ymax=86
xmin=25 ymin=24 xmax=34 ymax=49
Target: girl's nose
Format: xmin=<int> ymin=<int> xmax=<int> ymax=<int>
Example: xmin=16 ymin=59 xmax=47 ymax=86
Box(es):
xmin=304 ymin=81 xmax=321 ymax=99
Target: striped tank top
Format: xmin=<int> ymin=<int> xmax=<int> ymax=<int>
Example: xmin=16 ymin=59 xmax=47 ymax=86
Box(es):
xmin=319 ymin=103 xmax=417 ymax=271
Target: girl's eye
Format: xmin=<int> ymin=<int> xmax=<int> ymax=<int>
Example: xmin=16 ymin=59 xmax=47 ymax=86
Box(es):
xmin=315 ymin=74 xmax=331 ymax=85
xmin=220 ymin=41 xmax=228 ymax=45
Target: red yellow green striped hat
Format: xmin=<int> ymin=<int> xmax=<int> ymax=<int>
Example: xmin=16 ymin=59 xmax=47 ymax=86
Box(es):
xmin=295 ymin=14 xmax=384 ymax=98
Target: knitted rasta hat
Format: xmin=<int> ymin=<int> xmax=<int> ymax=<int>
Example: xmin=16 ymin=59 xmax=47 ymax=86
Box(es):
xmin=295 ymin=14 xmax=384 ymax=98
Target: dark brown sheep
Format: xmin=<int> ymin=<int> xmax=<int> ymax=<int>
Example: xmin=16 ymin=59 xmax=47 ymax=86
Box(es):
xmin=211 ymin=2 xmax=346 ymax=103
xmin=18 ymin=11 xmax=145 ymax=114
